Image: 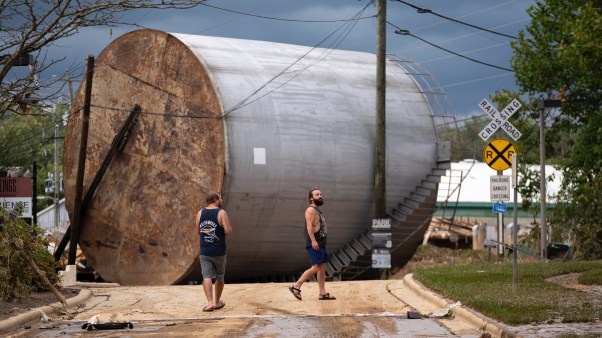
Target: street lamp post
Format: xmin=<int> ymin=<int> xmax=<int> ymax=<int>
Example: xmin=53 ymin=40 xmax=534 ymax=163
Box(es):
xmin=536 ymin=99 xmax=562 ymax=260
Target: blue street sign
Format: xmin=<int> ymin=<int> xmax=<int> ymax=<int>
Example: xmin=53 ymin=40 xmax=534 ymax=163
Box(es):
xmin=492 ymin=202 xmax=507 ymax=214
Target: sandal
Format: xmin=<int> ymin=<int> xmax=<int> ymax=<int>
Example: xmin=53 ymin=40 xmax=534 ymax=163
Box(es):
xmin=202 ymin=306 xmax=214 ymax=312
xmin=319 ymin=293 xmax=336 ymax=300
xmin=288 ymin=286 xmax=302 ymax=300
xmin=214 ymin=300 xmax=225 ymax=310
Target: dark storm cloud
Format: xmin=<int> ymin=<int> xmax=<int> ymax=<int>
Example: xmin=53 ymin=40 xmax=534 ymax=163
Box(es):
xmin=44 ymin=0 xmax=535 ymax=117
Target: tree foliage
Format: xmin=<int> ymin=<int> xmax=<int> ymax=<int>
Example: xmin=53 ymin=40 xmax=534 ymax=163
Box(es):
xmin=511 ymin=0 xmax=602 ymax=258
xmin=0 ymin=0 xmax=205 ymax=117
xmin=0 ymin=208 xmax=59 ymax=301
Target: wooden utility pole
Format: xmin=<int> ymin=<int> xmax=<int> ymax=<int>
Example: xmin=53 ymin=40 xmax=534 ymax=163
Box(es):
xmin=375 ymin=0 xmax=387 ymax=218
xmin=69 ymin=55 xmax=94 ymax=265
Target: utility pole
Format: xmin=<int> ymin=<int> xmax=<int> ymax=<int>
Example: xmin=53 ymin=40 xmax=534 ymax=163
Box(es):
xmin=375 ymin=0 xmax=387 ymax=218
xmin=536 ymin=99 xmax=561 ymax=260
xmin=69 ymin=55 xmax=94 ymax=265
xmin=54 ymin=105 xmax=60 ymax=234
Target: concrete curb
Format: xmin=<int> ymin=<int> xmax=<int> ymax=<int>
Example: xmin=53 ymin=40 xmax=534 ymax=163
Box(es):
xmin=0 ymin=288 xmax=93 ymax=334
xmin=403 ymin=273 xmax=518 ymax=338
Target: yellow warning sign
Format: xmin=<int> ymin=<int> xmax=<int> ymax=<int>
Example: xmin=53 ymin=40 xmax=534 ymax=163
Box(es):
xmin=483 ymin=139 xmax=516 ymax=171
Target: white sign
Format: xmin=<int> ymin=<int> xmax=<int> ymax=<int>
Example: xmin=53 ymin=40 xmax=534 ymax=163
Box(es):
xmin=490 ymin=175 xmax=511 ymax=202
xmin=478 ymin=98 xmax=523 ymax=141
xmin=0 ymin=197 xmax=32 ymax=218
xmin=372 ymin=249 xmax=391 ymax=268
xmin=372 ymin=218 xmax=391 ymax=230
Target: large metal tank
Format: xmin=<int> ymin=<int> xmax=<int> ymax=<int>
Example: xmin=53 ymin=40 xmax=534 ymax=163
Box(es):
xmin=63 ymin=29 xmax=441 ymax=285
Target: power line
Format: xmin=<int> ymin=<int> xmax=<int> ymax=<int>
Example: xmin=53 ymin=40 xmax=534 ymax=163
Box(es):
xmin=220 ymin=2 xmax=374 ymax=118
xmin=388 ymin=22 xmax=513 ymax=72
xmin=201 ymin=3 xmax=376 ymax=23
xmin=392 ymin=0 xmax=517 ymax=39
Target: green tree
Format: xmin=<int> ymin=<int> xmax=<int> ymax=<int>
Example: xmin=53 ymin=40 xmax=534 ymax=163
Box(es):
xmin=511 ymin=0 xmax=602 ymax=258
xmin=0 ymin=103 xmax=68 ymax=211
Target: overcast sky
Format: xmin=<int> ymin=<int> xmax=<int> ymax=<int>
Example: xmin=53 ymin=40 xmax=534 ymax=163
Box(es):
xmin=48 ymin=0 xmax=535 ymax=118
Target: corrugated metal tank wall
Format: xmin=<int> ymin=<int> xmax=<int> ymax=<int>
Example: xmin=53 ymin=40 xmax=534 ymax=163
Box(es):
xmin=63 ymin=29 xmax=439 ymax=285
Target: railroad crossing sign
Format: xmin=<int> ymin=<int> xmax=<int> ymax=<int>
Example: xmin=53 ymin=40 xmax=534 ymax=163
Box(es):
xmin=483 ymin=139 xmax=516 ymax=171
xmin=478 ymin=98 xmax=523 ymax=141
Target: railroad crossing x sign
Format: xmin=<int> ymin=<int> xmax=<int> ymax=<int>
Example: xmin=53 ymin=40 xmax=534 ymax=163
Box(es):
xmin=478 ymin=98 xmax=523 ymax=141
xmin=483 ymin=139 xmax=516 ymax=171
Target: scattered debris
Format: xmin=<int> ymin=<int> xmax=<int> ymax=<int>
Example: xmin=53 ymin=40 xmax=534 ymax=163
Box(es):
xmin=38 ymin=309 xmax=51 ymax=322
xmin=82 ymin=321 xmax=134 ymax=331
xmin=427 ymin=301 xmax=462 ymax=319
xmin=407 ymin=311 xmax=422 ymax=319
xmin=81 ymin=315 xmax=133 ymax=331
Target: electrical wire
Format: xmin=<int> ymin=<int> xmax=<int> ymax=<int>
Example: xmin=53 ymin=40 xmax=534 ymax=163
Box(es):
xmin=387 ymin=22 xmax=513 ymax=72
xmin=392 ymin=0 xmax=517 ymax=39
xmin=220 ymin=1 xmax=374 ymax=118
xmin=200 ymin=2 xmax=376 ymax=23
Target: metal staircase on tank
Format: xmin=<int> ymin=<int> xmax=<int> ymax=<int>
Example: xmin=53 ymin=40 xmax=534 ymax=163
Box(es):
xmin=324 ymin=158 xmax=451 ymax=281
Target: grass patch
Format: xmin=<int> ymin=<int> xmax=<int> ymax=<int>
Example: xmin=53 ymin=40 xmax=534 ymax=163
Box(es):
xmin=413 ymin=260 xmax=602 ymax=325
xmin=578 ymin=267 xmax=602 ymax=285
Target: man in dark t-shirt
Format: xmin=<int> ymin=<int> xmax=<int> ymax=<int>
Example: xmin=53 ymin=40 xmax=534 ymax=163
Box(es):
xmin=196 ymin=191 xmax=233 ymax=312
xmin=288 ymin=188 xmax=336 ymax=301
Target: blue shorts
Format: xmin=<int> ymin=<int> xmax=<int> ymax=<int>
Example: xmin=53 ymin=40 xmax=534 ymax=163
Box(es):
xmin=306 ymin=247 xmax=330 ymax=265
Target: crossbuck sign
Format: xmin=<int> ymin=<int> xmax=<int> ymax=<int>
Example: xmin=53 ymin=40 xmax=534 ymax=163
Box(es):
xmin=478 ymin=98 xmax=522 ymax=141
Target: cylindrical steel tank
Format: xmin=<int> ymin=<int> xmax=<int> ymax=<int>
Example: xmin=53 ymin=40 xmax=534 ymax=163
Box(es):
xmin=63 ymin=29 xmax=440 ymax=285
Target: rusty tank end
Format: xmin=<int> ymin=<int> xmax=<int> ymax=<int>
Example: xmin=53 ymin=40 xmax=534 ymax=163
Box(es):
xmin=63 ymin=30 xmax=225 ymax=285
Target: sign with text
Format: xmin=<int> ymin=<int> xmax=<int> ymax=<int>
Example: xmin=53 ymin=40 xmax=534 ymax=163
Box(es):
xmin=0 ymin=177 xmax=32 ymax=197
xmin=372 ymin=232 xmax=392 ymax=249
xmin=484 ymin=139 xmax=516 ymax=171
xmin=372 ymin=249 xmax=391 ymax=268
xmin=478 ymin=98 xmax=522 ymax=141
xmin=372 ymin=218 xmax=391 ymax=230
xmin=0 ymin=197 xmax=32 ymax=218
xmin=372 ymin=219 xmax=391 ymax=268
xmin=0 ymin=178 xmax=32 ymax=218
xmin=491 ymin=175 xmax=511 ymax=202
xmin=492 ymin=202 xmax=507 ymax=214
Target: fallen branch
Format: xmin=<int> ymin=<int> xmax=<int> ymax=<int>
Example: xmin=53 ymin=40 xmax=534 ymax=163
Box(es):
xmin=18 ymin=250 xmax=67 ymax=307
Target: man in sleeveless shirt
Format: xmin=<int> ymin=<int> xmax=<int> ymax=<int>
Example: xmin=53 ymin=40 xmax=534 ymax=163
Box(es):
xmin=196 ymin=191 xmax=233 ymax=311
xmin=288 ymin=188 xmax=336 ymax=300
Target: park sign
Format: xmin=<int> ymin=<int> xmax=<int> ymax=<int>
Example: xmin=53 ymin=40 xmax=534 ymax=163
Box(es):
xmin=478 ymin=98 xmax=522 ymax=141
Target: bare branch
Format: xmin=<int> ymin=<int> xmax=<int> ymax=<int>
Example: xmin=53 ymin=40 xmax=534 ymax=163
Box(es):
xmin=0 ymin=0 xmax=205 ymax=118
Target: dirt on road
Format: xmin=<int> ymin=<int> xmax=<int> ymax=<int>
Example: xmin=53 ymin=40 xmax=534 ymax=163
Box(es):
xmin=3 ymin=280 xmax=487 ymax=337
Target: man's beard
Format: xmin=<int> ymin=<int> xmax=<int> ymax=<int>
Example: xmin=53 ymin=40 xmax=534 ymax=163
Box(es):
xmin=314 ymin=198 xmax=324 ymax=206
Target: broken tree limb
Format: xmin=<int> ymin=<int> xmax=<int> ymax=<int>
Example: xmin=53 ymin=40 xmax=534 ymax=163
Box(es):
xmin=18 ymin=250 xmax=67 ymax=307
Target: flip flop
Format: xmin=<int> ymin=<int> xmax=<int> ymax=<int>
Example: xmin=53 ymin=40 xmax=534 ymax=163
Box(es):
xmin=214 ymin=300 xmax=225 ymax=310
xmin=319 ymin=293 xmax=336 ymax=300
xmin=202 ymin=306 xmax=214 ymax=312
xmin=288 ymin=286 xmax=302 ymax=301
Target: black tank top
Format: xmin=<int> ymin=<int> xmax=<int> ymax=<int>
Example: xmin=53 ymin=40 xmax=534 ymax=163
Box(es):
xmin=199 ymin=208 xmax=226 ymax=256
xmin=304 ymin=207 xmax=327 ymax=248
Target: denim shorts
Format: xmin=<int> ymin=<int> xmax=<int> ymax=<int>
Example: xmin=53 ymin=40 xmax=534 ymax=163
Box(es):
xmin=200 ymin=255 xmax=226 ymax=282
xmin=306 ymin=247 xmax=330 ymax=265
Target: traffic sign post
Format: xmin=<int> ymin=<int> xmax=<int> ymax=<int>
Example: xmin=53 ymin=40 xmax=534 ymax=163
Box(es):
xmin=476 ymin=97 xmax=523 ymax=261
xmin=371 ymin=219 xmax=391 ymax=270
xmin=483 ymin=140 xmax=515 ymax=259
xmin=512 ymin=153 xmax=518 ymax=293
